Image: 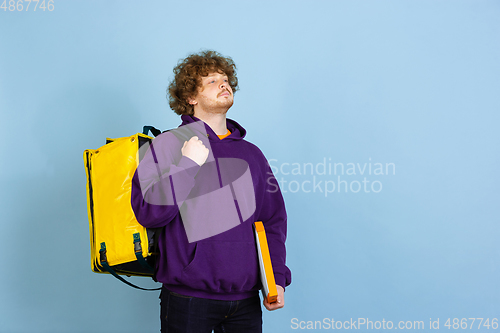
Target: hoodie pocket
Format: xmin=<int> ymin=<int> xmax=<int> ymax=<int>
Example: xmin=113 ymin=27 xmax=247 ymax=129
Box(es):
xmin=181 ymin=240 xmax=259 ymax=293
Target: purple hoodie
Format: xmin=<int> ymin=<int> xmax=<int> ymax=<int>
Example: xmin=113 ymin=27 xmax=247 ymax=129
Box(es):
xmin=131 ymin=115 xmax=291 ymax=300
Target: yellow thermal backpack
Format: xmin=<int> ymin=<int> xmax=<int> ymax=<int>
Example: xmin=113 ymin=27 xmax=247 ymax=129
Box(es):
xmin=83 ymin=126 xmax=163 ymax=290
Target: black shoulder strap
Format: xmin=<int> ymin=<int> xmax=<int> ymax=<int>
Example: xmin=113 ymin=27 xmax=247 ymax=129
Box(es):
xmin=143 ymin=125 xmax=196 ymax=142
xmin=142 ymin=126 xmax=162 ymax=137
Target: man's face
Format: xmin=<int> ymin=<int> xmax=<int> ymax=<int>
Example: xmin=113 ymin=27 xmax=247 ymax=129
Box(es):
xmin=189 ymin=72 xmax=233 ymax=114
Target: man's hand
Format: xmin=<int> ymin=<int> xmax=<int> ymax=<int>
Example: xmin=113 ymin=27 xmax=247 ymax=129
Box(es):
xmin=263 ymin=285 xmax=285 ymax=311
xmin=181 ymin=136 xmax=209 ymax=166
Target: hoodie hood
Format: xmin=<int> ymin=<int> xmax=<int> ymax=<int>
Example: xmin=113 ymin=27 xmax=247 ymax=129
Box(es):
xmin=180 ymin=115 xmax=246 ymax=142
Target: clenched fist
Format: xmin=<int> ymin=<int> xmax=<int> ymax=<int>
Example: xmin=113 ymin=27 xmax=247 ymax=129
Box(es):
xmin=181 ymin=136 xmax=209 ymax=166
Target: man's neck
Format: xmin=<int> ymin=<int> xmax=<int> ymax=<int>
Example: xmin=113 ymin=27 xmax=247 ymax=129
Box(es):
xmin=193 ymin=110 xmax=228 ymax=135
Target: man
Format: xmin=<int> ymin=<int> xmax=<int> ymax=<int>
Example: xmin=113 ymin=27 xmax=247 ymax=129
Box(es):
xmin=131 ymin=50 xmax=291 ymax=332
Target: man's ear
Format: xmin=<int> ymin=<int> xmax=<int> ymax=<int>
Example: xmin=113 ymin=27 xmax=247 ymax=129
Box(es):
xmin=188 ymin=97 xmax=197 ymax=106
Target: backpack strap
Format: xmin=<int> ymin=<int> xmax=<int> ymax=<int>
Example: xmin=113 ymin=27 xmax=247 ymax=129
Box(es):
xmin=99 ymin=242 xmax=161 ymax=291
xmin=142 ymin=126 xmax=162 ymax=137
xmin=133 ymin=233 xmax=154 ymax=273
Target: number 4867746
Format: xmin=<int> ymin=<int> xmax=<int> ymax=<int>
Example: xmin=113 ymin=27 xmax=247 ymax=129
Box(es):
xmin=1 ymin=0 xmax=55 ymax=11
xmin=444 ymin=318 xmax=499 ymax=330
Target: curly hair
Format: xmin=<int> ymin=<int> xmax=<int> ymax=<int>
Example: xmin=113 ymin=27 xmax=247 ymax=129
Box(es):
xmin=168 ymin=50 xmax=239 ymax=116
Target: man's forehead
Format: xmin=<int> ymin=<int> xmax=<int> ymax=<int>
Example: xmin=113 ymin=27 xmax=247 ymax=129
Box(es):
xmin=203 ymin=71 xmax=227 ymax=78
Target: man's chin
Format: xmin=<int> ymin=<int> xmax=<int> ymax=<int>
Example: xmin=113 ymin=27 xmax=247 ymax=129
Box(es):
xmin=196 ymin=99 xmax=233 ymax=115
xmin=214 ymin=100 xmax=233 ymax=114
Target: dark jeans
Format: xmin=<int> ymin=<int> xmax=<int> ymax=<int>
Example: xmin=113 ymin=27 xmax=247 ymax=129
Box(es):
xmin=160 ymin=286 xmax=262 ymax=333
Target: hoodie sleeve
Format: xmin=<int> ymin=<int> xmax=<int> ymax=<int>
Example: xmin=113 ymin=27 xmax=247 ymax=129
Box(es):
xmin=258 ymin=161 xmax=292 ymax=290
xmin=131 ymin=132 xmax=201 ymax=228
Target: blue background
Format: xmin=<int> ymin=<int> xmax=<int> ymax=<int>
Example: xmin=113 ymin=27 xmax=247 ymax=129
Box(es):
xmin=1 ymin=1 xmax=499 ymax=332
